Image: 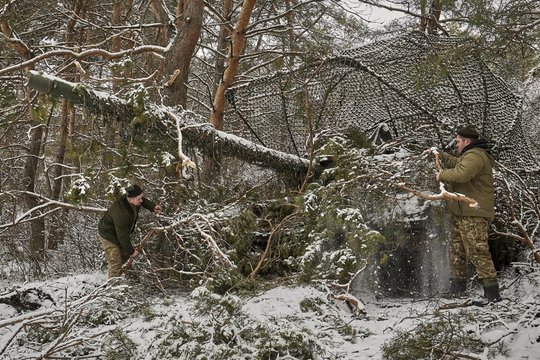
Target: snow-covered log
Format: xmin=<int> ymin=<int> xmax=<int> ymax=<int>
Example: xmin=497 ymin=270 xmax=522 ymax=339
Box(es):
xmin=26 ymin=71 xmax=316 ymax=176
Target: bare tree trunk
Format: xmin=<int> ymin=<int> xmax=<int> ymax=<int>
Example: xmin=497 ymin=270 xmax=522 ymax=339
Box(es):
xmin=1 ymin=6 xmax=46 ymax=266
xmin=111 ymin=0 xmax=123 ymax=91
xmin=284 ymin=0 xmax=297 ymax=67
xmin=419 ymin=0 xmax=442 ymax=35
xmin=210 ymin=0 xmax=257 ymax=131
xmin=213 ymin=0 xmax=233 ymax=93
xmin=122 ymin=0 xmax=135 ymax=81
xmin=205 ymin=0 xmax=256 ymax=182
xmin=150 ymin=0 xmax=172 ymax=46
xmin=24 ymin=126 xmax=46 ymax=266
xmin=47 ymin=100 xmax=73 ymax=251
xmin=163 ymin=0 xmax=204 ymax=107
xmin=428 ymin=0 xmax=442 ymax=35
xmin=148 ymin=0 xmax=171 ymax=79
xmin=47 ymin=0 xmax=85 ymax=250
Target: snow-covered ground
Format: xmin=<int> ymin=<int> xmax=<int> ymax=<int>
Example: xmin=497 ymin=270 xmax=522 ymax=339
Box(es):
xmin=0 ymin=265 xmax=539 ymax=359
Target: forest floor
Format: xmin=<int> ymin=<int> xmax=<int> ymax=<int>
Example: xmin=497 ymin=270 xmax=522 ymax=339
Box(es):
xmin=0 ymin=263 xmax=539 ymax=359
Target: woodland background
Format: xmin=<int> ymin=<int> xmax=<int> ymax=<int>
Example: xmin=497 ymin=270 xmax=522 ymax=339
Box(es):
xmin=0 ymin=0 xmax=540 ymax=359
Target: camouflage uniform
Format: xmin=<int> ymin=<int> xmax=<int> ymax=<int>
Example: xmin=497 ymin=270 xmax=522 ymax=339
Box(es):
xmin=450 ymin=216 xmax=497 ymax=281
xmin=100 ymin=236 xmax=128 ymax=278
xmin=440 ymin=137 xmax=500 ymax=299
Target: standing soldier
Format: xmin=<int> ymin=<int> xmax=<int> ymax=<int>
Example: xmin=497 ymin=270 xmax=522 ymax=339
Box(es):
xmin=98 ymin=184 xmax=162 ymax=279
xmin=435 ymin=125 xmax=501 ymax=303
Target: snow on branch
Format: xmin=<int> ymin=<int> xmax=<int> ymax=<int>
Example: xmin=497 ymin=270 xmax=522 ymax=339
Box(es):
xmin=0 ymin=191 xmax=105 ymax=230
xmin=124 ymin=212 xmax=235 ymax=274
xmin=165 ymin=109 xmax=197 ymax=171
xmin=0 ymin=46 xmax=167 ymax=76
xmin=0 ymin=281 xmax=123 ymax=358
xmin=397 ymin=182 xmax=479 ymax=208
xmin=26 ymin=71 xmax=314 ymax=176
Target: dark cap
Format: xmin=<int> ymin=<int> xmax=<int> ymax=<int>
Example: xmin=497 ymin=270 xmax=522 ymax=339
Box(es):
xmin=125 ymin=184 xmax=143 ymax=198
xmin=456 ymin=125 xmax=479 ymax=139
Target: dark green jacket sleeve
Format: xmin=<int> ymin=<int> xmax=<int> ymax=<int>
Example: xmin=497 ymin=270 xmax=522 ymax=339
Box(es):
xmin=440 ymin=151 xmax=459 ymax=169
xmin=98 ymin=197 xmax=157 ymax=257
xmin=439 ymin=151 xmax=482 ymax=184
xmin=142 ymin=197 xmax=156 ymax=213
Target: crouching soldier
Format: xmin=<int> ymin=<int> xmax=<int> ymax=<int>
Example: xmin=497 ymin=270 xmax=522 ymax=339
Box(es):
xmin=98 ymin=184 xmax=162 ymax=279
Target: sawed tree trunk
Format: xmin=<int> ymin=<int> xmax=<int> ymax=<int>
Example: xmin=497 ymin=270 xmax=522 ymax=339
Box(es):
xmin=27 ymin=71 xmax=315 ymax=178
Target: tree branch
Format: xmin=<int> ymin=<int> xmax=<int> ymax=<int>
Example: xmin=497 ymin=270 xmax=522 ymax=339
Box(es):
xmin=0 ymin=46 xmax=167 ymax=76
xmin=397 ymin=183 xmax=479 ymax=208
xmin=26 ymin=71 xmax=315 ymax=176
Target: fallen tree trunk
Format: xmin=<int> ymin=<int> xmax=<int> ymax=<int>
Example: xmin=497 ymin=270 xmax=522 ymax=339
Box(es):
xmin=27 ymin=71 xmax=315 ymax=176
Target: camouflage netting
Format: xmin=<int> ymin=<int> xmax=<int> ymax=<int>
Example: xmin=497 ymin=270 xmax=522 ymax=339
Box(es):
xmin=224 ymin=31 xmax=539 ymax=173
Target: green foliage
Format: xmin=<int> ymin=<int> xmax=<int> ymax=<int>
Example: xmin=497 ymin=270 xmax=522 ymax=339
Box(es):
xmin=344 ymin=128 xmax=373 ymax=150
xmin=415 ymin=52 xmax=451 ymax=91
xmin=258 ymin=330 xmax=318 ymax=359
xmin=139 ymin=303 xmax=157 ymax=321
xmin=191 ymin=286 xmax=242 ymax=318
xmin=222 ymin=209 xmax=257 ymax=274
xmin=127 ymin=85 xmax=148 ymax=130
xmin=298 ymin=136 xmax=385 ymax=283
xmin=104 ymin=329 xmax=138 ymax=360
xmin=154 ymin=316 xmax=192 ymax=358
xmin=23 ymin=326 xmax=60 ymax=344
xmin=65 ymin=175 xmax=92 ymax=203
xmin=153 ymin=288 xmax=325 ymax=359
xmin=381 ymin=311 xmax=508 ymax=359
xmin=205 ymin=267 xmax=254 ymax=295
xmin=84 ymin=305 xmax=126 ymax=326
xmin=30 ymin=96 xmax=56 ymax=125
xmin=0 ymin=82 xmax=16 ymax=109
xmin=299 ymin=296 xmax=325 ymax=315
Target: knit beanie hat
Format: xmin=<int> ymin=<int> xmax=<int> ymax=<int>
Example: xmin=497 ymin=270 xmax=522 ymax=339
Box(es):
xmin=457 ymin=125 xmax=479 ymax=139
xmin=125 ymin=184 xmax=143 ymax=198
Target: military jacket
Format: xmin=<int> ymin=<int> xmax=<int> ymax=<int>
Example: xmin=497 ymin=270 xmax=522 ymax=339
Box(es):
xmin=98 ymin=197 xmax=156 ymax=256
xmin=439 ymin=146 xmax=495 ymax=221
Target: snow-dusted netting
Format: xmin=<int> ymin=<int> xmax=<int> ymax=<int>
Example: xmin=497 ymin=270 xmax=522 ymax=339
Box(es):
xmin=225 ymin=31 xmax=538 ymax=172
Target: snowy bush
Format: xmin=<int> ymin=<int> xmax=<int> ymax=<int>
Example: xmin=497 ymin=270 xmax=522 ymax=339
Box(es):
xmin=66 ymin=175 xmax=92 ymax=202
xmin=298 ymin=136 xmax=386 ymax=283
xmin=381 ymin=311 xmax=508 ymax=359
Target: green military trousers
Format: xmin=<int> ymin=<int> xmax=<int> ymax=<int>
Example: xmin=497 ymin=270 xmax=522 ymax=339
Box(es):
xmin=450 ymin=216 xmax=497 ymax=282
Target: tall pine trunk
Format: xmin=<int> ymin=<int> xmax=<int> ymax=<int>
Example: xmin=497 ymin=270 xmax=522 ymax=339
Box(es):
xmin=163 ymin=0 xmax=204 ymax=107
xmin=2 ymin=6 xmax=46 ymax=269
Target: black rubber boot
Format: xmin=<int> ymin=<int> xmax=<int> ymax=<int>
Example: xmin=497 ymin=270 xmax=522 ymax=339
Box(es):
xmin=483 ymin=283 xmax=502 ymax=303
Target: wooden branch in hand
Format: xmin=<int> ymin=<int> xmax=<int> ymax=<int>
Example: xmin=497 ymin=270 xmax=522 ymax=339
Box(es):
xmin=434 ymin=152 xmax=443 ymax=172
xmin=397 ymin=183 xmax=479 ymax=208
